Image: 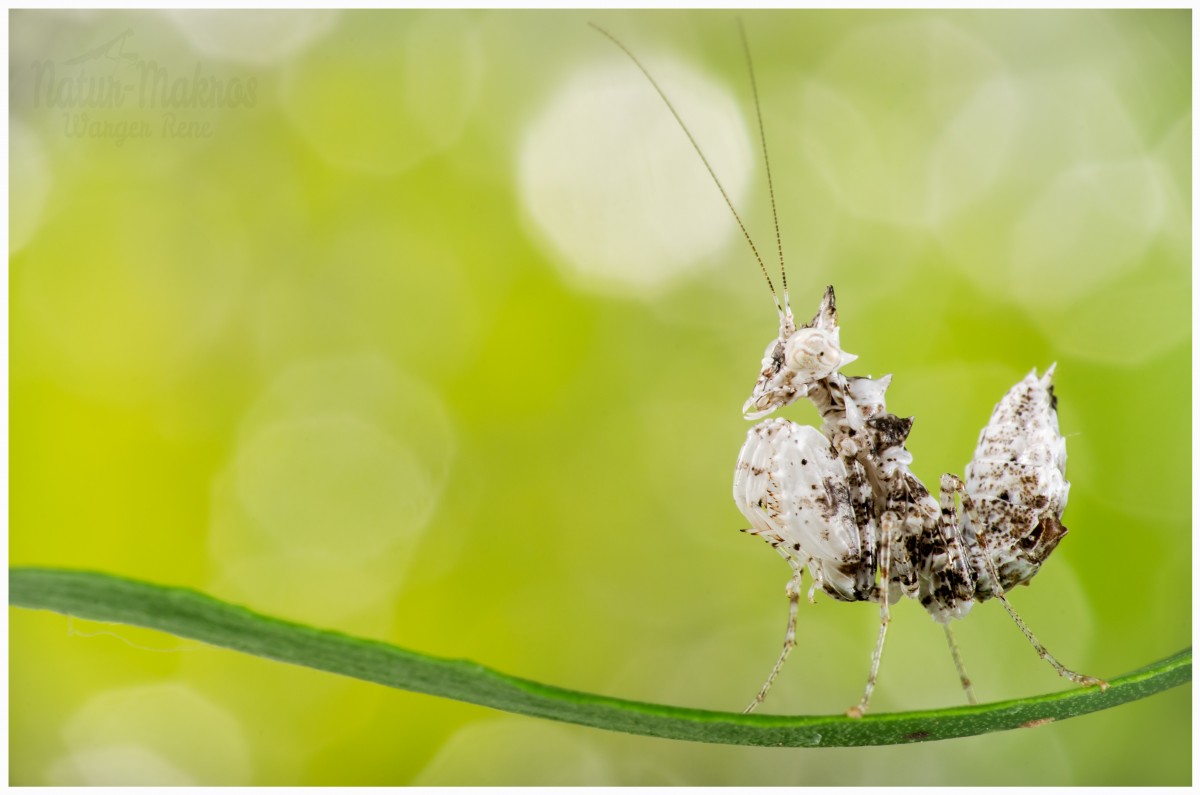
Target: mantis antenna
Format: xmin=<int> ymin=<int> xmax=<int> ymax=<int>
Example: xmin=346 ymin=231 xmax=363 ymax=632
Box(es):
xmin=590 ymin=21 xmax=789 ymax=317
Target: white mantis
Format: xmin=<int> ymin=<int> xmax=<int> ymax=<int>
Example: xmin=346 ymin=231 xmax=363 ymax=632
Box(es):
xmin=594 ymin=20 xmax=1107 ymax=716
xmin=732 ymin=286 xmax=1105 ymax=715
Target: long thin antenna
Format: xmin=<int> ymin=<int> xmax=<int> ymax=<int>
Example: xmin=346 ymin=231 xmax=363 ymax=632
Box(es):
xmin=590 ymin=22 xmax=782 ymax=315
xmin=737 ymin=18 xmax=788 ymax=311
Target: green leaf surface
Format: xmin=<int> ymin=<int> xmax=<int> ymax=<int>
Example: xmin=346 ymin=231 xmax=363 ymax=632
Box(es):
xmin=10 ymin=567 xmax=1190 ymax=748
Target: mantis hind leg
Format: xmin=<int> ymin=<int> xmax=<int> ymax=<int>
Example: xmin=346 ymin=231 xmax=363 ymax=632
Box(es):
xmin=943 ymin=622 xmax=978 ymax=705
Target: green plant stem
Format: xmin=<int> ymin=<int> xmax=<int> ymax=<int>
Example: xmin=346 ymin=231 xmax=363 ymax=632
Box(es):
xmin=10 ymin=567 xmax=1190 ymax=748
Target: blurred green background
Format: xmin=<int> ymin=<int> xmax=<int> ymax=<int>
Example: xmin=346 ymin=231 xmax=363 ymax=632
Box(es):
xmin=9 ymin=8 xmax=1190 ymax=786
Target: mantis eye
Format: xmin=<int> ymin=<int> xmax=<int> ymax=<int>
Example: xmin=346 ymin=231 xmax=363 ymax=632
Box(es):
xmin=784 ymin=328 xmax=855 ymax=380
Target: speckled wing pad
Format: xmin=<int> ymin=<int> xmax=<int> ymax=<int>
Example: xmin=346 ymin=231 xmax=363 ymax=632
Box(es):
xmin=963 ymin=366 xmax=1070 ymax=599
xmin=733 ymin=419 xmax=876 ymax=602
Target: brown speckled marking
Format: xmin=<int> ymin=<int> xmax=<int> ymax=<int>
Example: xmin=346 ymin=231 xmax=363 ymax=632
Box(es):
xmin=1021 ymin=717 xmax=1055 ymax=729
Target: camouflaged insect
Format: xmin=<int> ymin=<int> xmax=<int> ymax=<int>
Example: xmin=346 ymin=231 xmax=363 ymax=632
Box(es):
xmin=733 ymin=287 xmax=1106 ymax=716
xmin=595 ymin=21 xmax=1106 ymax=719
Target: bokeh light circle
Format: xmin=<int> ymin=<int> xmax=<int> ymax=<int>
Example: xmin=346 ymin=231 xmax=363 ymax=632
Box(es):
xmin=10 ymin=121 xmax=53 ymax=255
xmin=518 ymin=55 xmax=753 ymax=296
xmin=49 ymin=682 xmax=251 ymax=786
xmin=281 ymin=10 xmax=483 ymax=176
xmin=163 ymin=10 xmax=338 ymax=65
